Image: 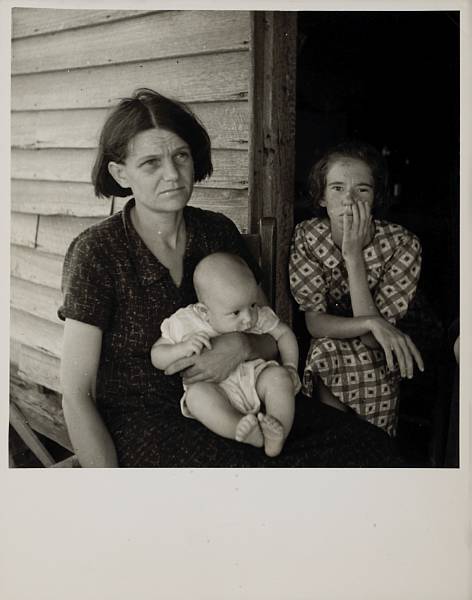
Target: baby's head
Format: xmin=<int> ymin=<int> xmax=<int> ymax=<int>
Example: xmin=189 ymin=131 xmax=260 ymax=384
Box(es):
xmin=307 ymin=141 xmax=389 ymax=218
xmin=193 ymin=253 xmax=260 ymax=333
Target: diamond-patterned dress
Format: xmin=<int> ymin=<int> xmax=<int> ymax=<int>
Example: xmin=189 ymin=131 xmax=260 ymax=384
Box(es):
xmin=289 ymin=218 xmax=422 ymax=435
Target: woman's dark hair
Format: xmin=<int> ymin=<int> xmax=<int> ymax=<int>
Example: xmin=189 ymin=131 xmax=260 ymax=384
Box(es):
xmin=92 ymin=88 xmax=213 ymax=197
xmin=307 ymin=140 xmax=389 ymax=218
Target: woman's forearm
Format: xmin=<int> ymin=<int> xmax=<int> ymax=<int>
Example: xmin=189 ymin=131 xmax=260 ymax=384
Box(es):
xmin=63 ymin=393 xmax=118 ymax=468
xmin=243 ymin=332 xmax=278 ymax=361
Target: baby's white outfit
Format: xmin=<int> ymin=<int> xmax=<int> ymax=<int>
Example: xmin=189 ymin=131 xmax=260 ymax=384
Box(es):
xmin=159 ymin=305 xmax=280 ymax=418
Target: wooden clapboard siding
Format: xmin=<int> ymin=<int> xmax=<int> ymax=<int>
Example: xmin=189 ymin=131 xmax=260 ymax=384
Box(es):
xmin=11 ymin=102 xmax=249 ymax=150
xmin=18 ymin=346 xmax=62 ymax=393
xmin=12 ymin=148 xmax=248 ymax=189
xmin=11 ymin=277 xmax=63 ymax=324
xmin=11 ymin=246 xmax=64 ymax=290
xmin=36 ymin=215 xmax=102 ymax=256
xmin=10 ymin=8 xmax=252 ymax=448
xmin=11 ymin=180 xmax=112 ymax=216
xmin=10 ymin=373 xmax=72 ymax=451
xmin=11 ymin=212 xmax=38 ymax=247
xmin=11 ymin=308 xmax=63 ymax=358
xmin=12 ymin=8 xmax=155 ymax=39
xmin=12 ymin=52 xmax=249 ymax=111
xmin=12 ymin=11 xmax=250 ymax=74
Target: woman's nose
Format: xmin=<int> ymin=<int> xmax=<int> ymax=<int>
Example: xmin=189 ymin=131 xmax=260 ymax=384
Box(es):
xmin=162 ymin=157 xmax=179 ymax=180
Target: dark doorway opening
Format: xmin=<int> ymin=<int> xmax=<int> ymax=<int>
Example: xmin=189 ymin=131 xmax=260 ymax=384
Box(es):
xmin=295 ymin=11 xmax=460 ymax=466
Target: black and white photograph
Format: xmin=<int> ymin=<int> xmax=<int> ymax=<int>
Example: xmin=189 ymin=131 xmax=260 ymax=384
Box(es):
xmin=2 ymin=1 xmax=471 ymax=598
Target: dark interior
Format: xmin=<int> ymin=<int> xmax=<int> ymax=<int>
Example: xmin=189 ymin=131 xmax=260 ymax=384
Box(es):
xmin=295 ymin=11 xmax=460 ymax=465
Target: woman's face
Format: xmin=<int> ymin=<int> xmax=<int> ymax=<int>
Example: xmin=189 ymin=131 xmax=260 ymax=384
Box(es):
xmin=109 ymin=127 xmax=194 ymax=214
xmin=320 ymin=157 xmax=374 ymax=227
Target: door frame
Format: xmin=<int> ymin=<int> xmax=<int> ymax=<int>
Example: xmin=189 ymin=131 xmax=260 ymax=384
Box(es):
xmin=248 ymin=11 xmax=297 ymax=323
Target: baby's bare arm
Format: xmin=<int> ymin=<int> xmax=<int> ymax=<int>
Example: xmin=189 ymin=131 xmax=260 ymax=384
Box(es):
xmin=151 ymin=333 xmax=211 ymax=370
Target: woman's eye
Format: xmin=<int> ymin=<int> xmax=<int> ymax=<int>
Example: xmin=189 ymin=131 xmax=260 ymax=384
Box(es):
xmin=143 ymin=159 xmax=159 ymax=168
xmin=175 ymin=151 xmax=190 ymax=162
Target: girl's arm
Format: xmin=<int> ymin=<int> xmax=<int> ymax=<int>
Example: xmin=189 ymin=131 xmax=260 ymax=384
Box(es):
xmin=61 ymin=318 xmax=118 ymax=468
xmin=342 ymin=200 xmax=381 ymax=348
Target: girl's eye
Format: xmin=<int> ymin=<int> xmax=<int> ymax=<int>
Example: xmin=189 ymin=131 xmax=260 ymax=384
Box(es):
xmin=358 ymin=188 xmax=371 ymax=193
xmin=233 ymin=311 xmax=240 ymax=316
xmin=251 ymin=303 xmax=257 ymax=308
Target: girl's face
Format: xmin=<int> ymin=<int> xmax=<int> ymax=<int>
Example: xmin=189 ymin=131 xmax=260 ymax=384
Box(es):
xmin=320 ymin=157 xmax=374 ymax=227
xmin=108 ymin=127 xmax=194 ymax=215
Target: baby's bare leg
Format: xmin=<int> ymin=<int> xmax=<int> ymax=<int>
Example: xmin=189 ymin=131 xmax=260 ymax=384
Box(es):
xmin=255 ymin=366 xmax=295 ymax=457
xmin=186 ymin=382 xmax=263 ymax=447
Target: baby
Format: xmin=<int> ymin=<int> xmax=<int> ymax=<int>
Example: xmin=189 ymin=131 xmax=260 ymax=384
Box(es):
xmin=151 ymin=252 xmax=300 ymax=457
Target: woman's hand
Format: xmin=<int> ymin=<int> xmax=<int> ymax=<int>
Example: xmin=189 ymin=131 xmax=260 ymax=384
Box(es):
xmin=367 ymin=316 xmax=424 ymax=378
xmin=342 ymin=200 xmax=373 ymax=260
xmin=165 ymin=332 xmax=249 ymax=384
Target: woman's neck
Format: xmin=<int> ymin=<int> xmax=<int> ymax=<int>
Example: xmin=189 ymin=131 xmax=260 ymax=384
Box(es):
xmin=131 ymin=203 xmax=185 ymax=249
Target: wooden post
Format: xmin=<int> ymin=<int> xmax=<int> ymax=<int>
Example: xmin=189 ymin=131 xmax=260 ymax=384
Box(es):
xmin=249 ymin=11 xmax=297 ymax=323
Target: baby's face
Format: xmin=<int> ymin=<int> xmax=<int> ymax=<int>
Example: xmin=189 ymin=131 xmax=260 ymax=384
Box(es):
xmin=204 ymin=279 xmax=260 ymax=334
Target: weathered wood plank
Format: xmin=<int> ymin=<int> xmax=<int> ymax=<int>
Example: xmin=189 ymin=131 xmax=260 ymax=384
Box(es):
xmin=13 ymin=11 xmax=250 ymax=74
xmin=11 ymin=277 xmax=63 ymax=324
xmin=11 ymin=102 xmax=249 ymax=150
xmin=36 ymin=215 xmax=102 ymax=256
xmin=249 ymin=13 xmax=297 ymax=323
xmin=10 ymin=401 xmax=55 ymax=466
xmin=11 ymin=245 xmax=64 ymax=290
xmin=11 ymin=308 xmax=63 ymax=358
xmin=12 ymin=52 xmax=249 ymax=110
xmin=12 ymin=148 xmax=248 ymax=189
xmin=11 ymin=212 xmax=38 ymax=248
xmin=10 ymin=338 xmax=22 ymax=367
xmin=10 ymin=373 xmax=72 ymax=452
xmin=18 ymin=345 xmax=62 ymax=394
xmin=12 ymin=8 xmax=154 ymax=39
xmin=51 ymin=455 xmax=80 ymax=468
xmin=11 ymin=180 xmax=112 ymax=217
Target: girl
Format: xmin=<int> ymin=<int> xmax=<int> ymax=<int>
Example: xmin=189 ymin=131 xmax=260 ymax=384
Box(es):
xmin=289 ymin=141 xmax=424 ymax=435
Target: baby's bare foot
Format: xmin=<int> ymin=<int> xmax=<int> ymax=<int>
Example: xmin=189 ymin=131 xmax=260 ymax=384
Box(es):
xmin=235 ymin=414 xmax=263 ymax=447
xmin=257 ymin=413 xmax=285 ymax=457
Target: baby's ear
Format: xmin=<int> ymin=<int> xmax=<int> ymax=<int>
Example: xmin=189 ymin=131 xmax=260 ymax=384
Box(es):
xmin=194 ymin=302 xmax=210 ymax=321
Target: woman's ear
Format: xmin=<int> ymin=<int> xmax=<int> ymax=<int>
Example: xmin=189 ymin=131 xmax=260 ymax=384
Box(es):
xmin=194 ymin=302 xmax=210 ymax=322
xmin=108 ymin=161 xmax=129 ymax=189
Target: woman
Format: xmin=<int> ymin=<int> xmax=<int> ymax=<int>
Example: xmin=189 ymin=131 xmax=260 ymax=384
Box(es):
xmin=60 ymin=89 xmax=402 ymax=467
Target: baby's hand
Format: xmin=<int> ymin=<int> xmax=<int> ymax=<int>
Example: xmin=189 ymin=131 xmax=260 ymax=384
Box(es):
xmin=181 ymin=332 xmax=212 ymax=357
xmin=285 ymin=365 xmax=301 ymax=394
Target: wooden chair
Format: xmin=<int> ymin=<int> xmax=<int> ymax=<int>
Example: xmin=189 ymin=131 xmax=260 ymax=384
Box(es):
xmin=9 ymin=217 xmax=277 ymax=468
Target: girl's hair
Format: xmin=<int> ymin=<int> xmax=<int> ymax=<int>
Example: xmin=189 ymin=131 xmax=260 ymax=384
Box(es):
xmin=92 ymin=88 xmax=213 ymax=198
xmin=307 ymin=140 xmax=389 ymax=217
